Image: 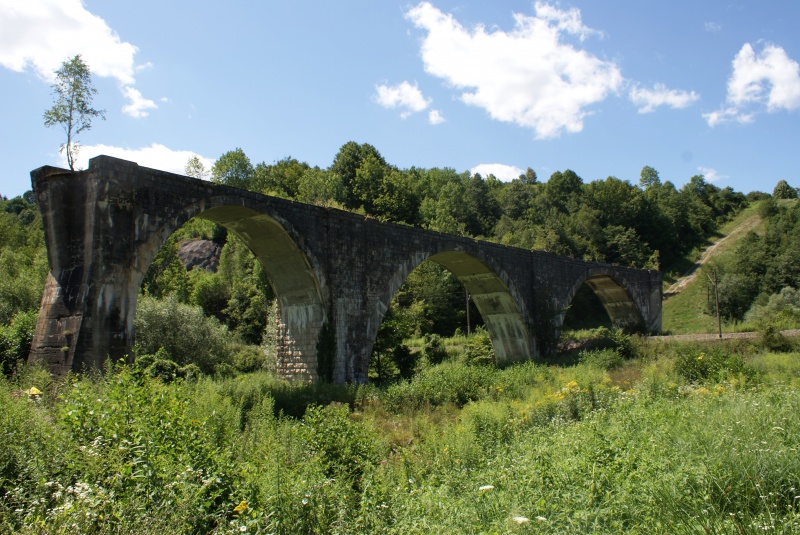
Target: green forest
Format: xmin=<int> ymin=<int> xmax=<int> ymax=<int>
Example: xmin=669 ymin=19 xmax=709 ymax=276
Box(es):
xmin=2 ymin=143 xmax=800 ymax=533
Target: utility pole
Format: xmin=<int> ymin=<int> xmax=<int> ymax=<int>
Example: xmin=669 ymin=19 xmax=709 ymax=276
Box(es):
xmin=466 ymin=290 xmax=471 ymax=335
xmin=706 ymin=269 xmax=722 ymax=339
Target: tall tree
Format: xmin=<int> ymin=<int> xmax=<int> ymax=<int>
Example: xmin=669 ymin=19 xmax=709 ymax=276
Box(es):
xmin=43 ymin=55 xmax=106 ymax=171
xmin=185 ymin=155 xmax=209 ymax=180
xmin=212 ymin=148 xmax=254 ymax=189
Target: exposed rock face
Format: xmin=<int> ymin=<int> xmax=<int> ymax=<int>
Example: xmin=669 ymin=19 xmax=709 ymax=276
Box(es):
xmin=177 ymin=239 xmax=221 ymax=272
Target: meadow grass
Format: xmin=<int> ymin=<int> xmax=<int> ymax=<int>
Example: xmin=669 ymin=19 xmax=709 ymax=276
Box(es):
xmin=2 ymin=341 xmax=800 ymax=534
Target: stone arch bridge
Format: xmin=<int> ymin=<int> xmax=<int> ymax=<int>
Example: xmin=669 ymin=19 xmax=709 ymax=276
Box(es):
xmin=28 ymin=156 xmax=661 ymax=383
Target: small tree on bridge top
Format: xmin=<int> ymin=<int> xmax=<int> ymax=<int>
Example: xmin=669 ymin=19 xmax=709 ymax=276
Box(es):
xmin=43 ymin=55 xmax=106 ymax=171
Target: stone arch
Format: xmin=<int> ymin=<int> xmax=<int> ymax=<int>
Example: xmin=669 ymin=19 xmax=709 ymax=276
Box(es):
xmin=135 ymin=197 xmax=327 ymax=381
xmin=366 ymin=247 xmax=534 ymax=372
xmin=559 ymin=267 xmax=645 ymax=334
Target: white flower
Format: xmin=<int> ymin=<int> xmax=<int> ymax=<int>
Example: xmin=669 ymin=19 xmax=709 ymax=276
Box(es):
xmin=512 ymin=516 xmax=530 ymax=524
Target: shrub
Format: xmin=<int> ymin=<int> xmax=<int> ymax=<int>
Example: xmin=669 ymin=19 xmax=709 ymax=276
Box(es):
xmin=674 ymin=347 xmax=755 ymax=383
xmin=464 ymin=326 xmax=495 ymax=366
xmin=134 ymin=295 xmax=232 ymax=374
xmin=579 ymin=347 xmax=624 ymax=370
xmin=384 ymin=361 xmax=496 ymax=411
xmin=0 ymin=310 xmax=37 ymax=376
xmin=422 ymin=333 xmax=448 ymax=365
xmin=302 ymin=403 xmax=380 ymax=487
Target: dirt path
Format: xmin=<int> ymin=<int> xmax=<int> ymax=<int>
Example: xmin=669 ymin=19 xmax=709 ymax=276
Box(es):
xmin=649 ymin=329 xmax=800 ymax=342
xmin=664 ymin=215 xmax=762 ymax=297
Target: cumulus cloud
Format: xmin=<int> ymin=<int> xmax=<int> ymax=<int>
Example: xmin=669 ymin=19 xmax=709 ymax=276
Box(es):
xmin=428 ymin=109 xmax=445 ymax=124
xmin=0 ymin=0 xmax=157 ymax=118
xmin=697 ymin=166 xmax=728 ymax=182
xmin=405 ymin=1 xmax=623 ymax=138
xmin=470 ymin=163 xmax=524 ymax=181
xmin=629 ymin=83 xmax=700 ymax=113
xmin=704 ymin=42 xmax=800 ymax=126
xmin=375 ymin=81 xmax=431 ymax=118
xmin=121 ymin=86 xmax=157 ymax=118
xmin=64 ymin=143 xmax=214 ymax=176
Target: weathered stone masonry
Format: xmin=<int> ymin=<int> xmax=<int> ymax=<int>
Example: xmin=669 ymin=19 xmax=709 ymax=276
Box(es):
xmin=29 ymin=156 xmax=662 ymax=383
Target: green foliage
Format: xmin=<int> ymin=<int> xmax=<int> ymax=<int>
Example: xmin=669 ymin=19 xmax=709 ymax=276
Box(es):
xmin=579 ymin=347 xmax=624 ymax=370
xmin=5 ymin=343 xmax=800 ymax=534
xmin=302 ymin=403 xmax=381 ymax=486
xmin=134 ymin=295 xmax=232 ymax=374
xmin=463 ymin=326 xmax=495 ymax=366
xmin=674 ymin=346 xmax=755 ymax=383
xmin=42 ymin=55 xmax=105 ymax=171
xmin=422 ymin=333 xmax=448 ymax=365
xmin=773 ymin=179 xmax=798 ymax=200
xmin=0 ymin=196 xmax=48 ymax=323
xmin=0 ymin=310 xmax=38 ymax=376
xmin=383 ymin=361 xmax=498 ymax=411
xmin=218 ymin=235 xmax=273 ymax=344
xmin=212 ymin=147 xmax=254 ymax=189
xmin=745 ymin=286 xmax=800 ymax=330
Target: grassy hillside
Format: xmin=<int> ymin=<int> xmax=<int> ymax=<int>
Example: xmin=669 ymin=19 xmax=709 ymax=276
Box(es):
xmin=661 ymin=203 xmax=766 ymax=334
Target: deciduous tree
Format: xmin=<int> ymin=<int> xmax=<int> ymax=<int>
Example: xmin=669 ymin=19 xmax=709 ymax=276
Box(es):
xmin=43 ymin=55 xmax=105 ymax=171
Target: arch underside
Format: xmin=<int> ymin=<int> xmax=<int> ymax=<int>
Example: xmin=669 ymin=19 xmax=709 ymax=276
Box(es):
xmin=429 ymin=251 xmax=533 ymax=364
xmin=581 ymin=274 xmax=644 ymax=331
xmin=197 ymin=205 xmax=326 ymax=381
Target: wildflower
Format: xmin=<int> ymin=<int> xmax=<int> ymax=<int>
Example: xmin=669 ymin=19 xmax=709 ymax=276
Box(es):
xmin=536 ymin=516 xmax=547 ymax=522
xmin=239 ymin=526 xmax=247 ymax=532
xmin=479 ymin=485 xmax=494 ymax=491
xmin=512 ymin=516 xmax=530 ymax=524
xmin=233 ymin=500 xmax=248 ymax=514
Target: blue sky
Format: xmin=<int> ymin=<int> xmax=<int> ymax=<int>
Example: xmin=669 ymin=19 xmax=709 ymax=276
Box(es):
xmin=1 ymin=1 xmax=799 ymax=198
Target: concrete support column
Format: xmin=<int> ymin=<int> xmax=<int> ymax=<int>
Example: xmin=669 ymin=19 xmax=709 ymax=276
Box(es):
xmin=29 ymin=161 xmax=142 ymax=373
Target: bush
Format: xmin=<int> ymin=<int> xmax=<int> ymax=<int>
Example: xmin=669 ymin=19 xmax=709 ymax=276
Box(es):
xmin=674 ymin=347 xmax=755 ymax=383
xmin=134 ymin=295 xmax=232 ymax=374
xmin=0 ymin=310 xmax=37 ymax=376
xmin=302 ymin=403 xmax=380 ymax=486
xmin=384 ymin=361 xmax=497 ymax=411
xmin=579 ymin=347 xmax=624 ymax=370
xmin=463 ymin=326 xmax=495 ymax=366
xmin=422 ymin=333 xmax=448 ymax=365
xmin=745 ymin=286 xmax=800 ymax=330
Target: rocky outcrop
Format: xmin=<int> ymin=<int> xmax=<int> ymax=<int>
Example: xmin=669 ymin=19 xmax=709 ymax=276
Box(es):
xmin=177 ymin=239 xmax=221 ymax=272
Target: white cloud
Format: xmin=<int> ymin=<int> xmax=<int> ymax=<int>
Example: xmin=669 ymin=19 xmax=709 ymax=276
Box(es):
xmin=697 ymin=166 xmax=728 ymax=182
xmin=405 ymin=1 xmax=623 ymax=139
xmin=629 ymin=83 xmax=700 ymax=113
xmin=375 ymin=81 xmax=431 ymax=118
xmin=704 ymin=22 xmax=722 ymax=32
xmin=470 ymin=163 xmax=524 ymax=181
xmin=121 ymin=86 xmax=157 ymax=118
xmin=64 ymin=143 xmax=214 ymax=177
xmin=428 ymin=109 xmax=445 ymax=124
xmin=704 ymin=42 xmax=800 ymax=126
xmin=0 ymin=0 xmax=157 ymax=118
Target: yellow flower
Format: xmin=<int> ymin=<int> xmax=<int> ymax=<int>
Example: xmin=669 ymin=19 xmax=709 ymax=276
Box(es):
xmin=27 ymin=387 xmax=42 ymax=396
xmin=233 ymin=500 xmax=248 ymax=514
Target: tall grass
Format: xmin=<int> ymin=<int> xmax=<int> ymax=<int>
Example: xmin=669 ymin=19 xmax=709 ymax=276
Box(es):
xmin=2 ymin=342 xmax=800 ymax=533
